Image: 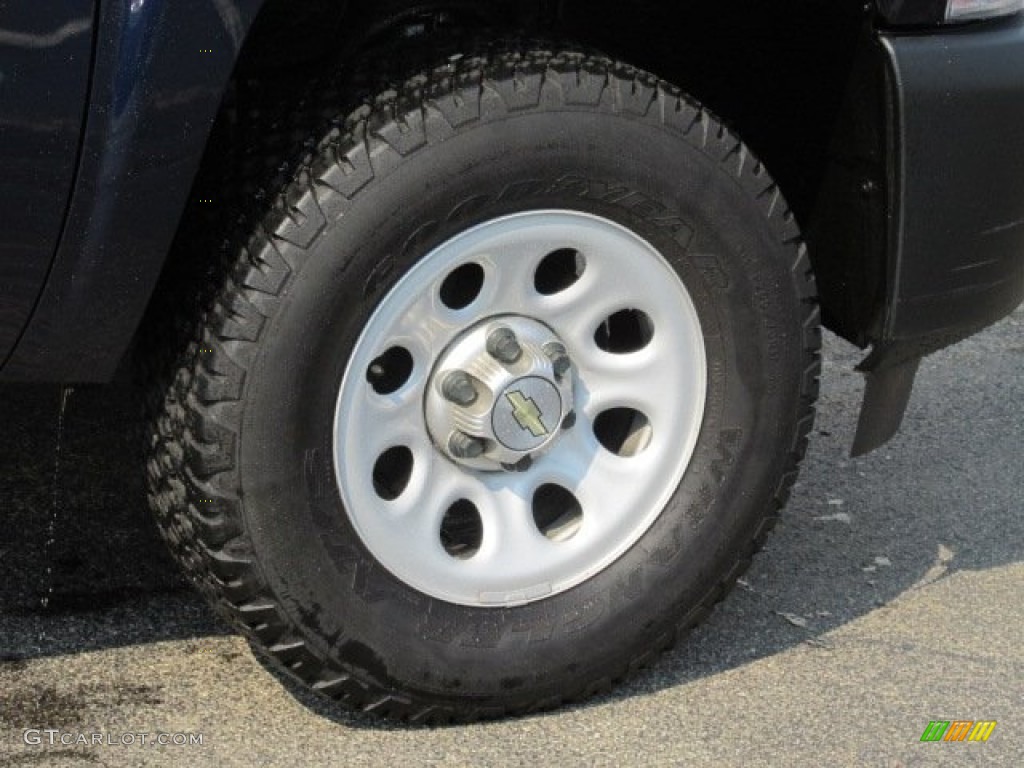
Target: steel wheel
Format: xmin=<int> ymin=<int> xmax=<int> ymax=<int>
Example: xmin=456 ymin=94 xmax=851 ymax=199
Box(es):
xmin=334 ymin=211 xmax=706 ymax=606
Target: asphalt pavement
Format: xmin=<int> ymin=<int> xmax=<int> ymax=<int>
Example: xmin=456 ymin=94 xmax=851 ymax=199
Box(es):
xmin=1 ymin=306 xmax=1022 ymax=767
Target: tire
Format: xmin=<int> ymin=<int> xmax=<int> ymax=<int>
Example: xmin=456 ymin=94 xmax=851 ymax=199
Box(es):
xmin=146 ymin=45 xmax=820 ymax=722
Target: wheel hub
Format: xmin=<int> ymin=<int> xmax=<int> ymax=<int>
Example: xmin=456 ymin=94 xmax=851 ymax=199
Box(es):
xmin=425 ymin=316 xmax=575 ymax=471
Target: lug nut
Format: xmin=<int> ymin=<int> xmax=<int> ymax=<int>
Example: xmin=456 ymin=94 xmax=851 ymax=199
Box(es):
xmin=561 ymin=410 xmax=576 ymax=430
xmin=543 ymin=342 xmax=571 ymax=379
xmin=486 ymin=327 xmax=522 ymax=364
xmin=501 ymin=455 xmax=533 ymax=473
xmin=449 ymin=431 xmax=486 ymax=460
xmin=442 ymin=371 xmax=477 ymax=406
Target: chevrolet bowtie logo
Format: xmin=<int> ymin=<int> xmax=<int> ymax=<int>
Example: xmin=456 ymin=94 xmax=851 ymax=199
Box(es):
xmin=505 ymin=390 xmax=549 ymax=438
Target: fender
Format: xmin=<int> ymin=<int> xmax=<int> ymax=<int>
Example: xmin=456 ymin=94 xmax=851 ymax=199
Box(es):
xmin=1 ymin=0 xmax=267 ymax=381
xmin=1 ymin=0 xmax=534 ymax=382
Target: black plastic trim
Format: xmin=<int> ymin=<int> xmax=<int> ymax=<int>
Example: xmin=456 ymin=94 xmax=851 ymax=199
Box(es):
xmin=873 ymin=13 xmax=1024 ymax=366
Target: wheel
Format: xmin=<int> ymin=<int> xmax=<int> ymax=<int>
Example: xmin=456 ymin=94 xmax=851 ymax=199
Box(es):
xmin=146 ymin=46 xmax=819 ymax=722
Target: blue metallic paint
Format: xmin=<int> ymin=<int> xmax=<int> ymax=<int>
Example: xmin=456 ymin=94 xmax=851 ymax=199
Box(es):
xmin=1 ymin=0 xmax=265 ymax=381
xmin=0 ymin=3 xmax=95 ymax=364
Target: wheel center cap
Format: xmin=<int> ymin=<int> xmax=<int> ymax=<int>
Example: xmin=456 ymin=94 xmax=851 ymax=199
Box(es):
xmin=493 ymin=377 xmax=562 ymax=452
xmin=424 ymin=316 xmax=574 ymax=471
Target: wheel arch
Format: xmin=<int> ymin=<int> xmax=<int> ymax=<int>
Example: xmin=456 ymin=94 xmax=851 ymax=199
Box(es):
xmin=1 ymin=0 xmax=888 ymax=389
xmin=215 ymin=0 xmax=893 ymax=357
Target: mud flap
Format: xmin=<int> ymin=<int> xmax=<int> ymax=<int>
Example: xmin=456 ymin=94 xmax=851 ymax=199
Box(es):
xmin=851 ymin=355 xmax=921 ymax=457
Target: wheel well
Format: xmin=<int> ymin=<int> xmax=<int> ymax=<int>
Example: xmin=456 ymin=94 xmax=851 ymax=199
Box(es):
xmin=556 ymin=0 xmax=887 ymax=345
xmin=225 ymin=0 xmax=870 ymax=227
xmin=141 ymin=0 xmax=882 ymax=375
xmin=233 ymin=0 xmax=552 ymax=75
xmin=560 ymin=1 xmax=871 ymax=227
